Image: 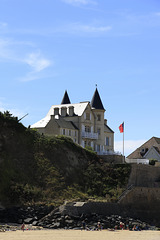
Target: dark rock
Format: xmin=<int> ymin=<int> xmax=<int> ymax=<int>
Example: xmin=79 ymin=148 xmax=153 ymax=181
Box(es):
xmin=32 ymin=221 xmax=38 ymax=226
xmin=54 ymin=212 xmax=62 ymax=217
xmin=24 ymin=218 xmax=34 ymax=224
xmin=51 ymin=222 xmax=61 ymax=228
xmin=65 ymin=220 xmax=74 ymax=224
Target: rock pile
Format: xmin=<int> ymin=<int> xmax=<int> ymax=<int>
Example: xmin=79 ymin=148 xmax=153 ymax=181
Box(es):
xmin=36 ymin=210 xmax=152 ymax=230
xmin=0 ymin=204 xmax=155 ymax=230
xmin=0 ymin=205 xmax=53 ymax=225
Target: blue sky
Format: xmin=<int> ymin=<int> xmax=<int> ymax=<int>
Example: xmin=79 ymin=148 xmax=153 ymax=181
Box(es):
xmin=0 ymin=0 xmax=160 ymax=156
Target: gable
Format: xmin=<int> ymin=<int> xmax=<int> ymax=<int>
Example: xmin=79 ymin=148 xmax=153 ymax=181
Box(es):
xmin=144 ymin=147 xmax=160 ymax=161
xmin=83 ymin=103 xmax=95 ymax=120
xmin=127 ymin=137 xmax=160 ymax=159
xmin=104 ymin=124 xmax=114 ymax=133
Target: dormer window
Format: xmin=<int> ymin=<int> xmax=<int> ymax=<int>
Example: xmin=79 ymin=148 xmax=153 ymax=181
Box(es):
xmin=140 ymin=147 xmax=148 ymax=156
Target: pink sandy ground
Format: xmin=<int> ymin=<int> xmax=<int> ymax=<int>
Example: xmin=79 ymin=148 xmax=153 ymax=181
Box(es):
xmin=0 ymin=230 xmax=160 ymax=240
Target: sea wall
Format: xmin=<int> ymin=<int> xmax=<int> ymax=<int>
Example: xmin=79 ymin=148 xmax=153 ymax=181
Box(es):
xmin=119 ymin=187 xmax=160 ymax=208
xmin=62 ymin=200 xmax=160 ymax=226
xmin=128 ymin=164 xmax=160 ymax=187
xmin=98 ymin=155 xmax=123 ymax=164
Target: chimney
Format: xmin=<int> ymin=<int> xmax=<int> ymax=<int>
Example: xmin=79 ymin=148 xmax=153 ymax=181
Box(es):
xmin=69 ymin=106 xmax=74 ymax=116
xmin=61 ymin=107 xmax=67 ymax=116
xmin=104 ymin=119 xmax=107 ymax=125
xmin=54 ymin=107 xmax=59 ymax=115
xmin=51 ymin=115 xmax=55 ymax=120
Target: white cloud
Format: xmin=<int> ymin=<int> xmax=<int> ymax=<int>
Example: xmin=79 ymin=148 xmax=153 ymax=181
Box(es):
xmin=19 ymin=73 xmax=41 ymax=82
xmin=62 ymin=0 xmax=97 ymax=6
xmin=0 ymin=38 xmax=14 ymax=60
xmin=115 ymin=139 xmax=146 ymax=157
xmin=155 ymin=12 xmax=160 ymax=16
xmin=67 ymin=22 xmax=112 ymax=33
xmin=75 ymin=24 xmax=111 ymax=33
xmin=0 ymin=37 xmax=52 ymax=81
xmin=24 ymin=52 xmax=51 ymax=72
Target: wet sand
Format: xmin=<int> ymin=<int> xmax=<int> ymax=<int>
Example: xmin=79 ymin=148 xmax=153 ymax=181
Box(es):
xmin=0 ymin=230 xmax=160 ymax=240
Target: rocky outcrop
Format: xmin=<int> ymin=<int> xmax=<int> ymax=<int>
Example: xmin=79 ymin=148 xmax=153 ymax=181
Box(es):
xmin=0 ymin=203 xmax=153 ymax=230
xmin=0 ymin=205 xmax=54 ymax=224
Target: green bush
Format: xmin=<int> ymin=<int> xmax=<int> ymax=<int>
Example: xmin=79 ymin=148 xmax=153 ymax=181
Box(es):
xmin=149 ymin=159 xmax=158 ymax=165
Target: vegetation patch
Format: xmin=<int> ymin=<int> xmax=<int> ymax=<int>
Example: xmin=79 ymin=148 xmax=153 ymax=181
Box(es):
xmin=0 ymin=111 xmax=131 ymax=207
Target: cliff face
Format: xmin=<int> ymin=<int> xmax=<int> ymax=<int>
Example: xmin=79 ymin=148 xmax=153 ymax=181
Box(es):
xmin=0 ymin=112 xmax=131 ymax=207
xmin=0 ymin=112 xmax=99 ymax=206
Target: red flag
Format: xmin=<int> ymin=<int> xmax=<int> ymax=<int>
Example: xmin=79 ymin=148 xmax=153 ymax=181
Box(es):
xmin=119 ymin=122 xmax=124 ymax=133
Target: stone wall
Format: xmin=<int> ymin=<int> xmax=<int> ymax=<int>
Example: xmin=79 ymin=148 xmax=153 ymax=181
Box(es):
xmin=128 ymin=164 xmax=160 ymax=187
xmin=120 ymin=187 xmax=160 ymax=208
xmin=98 ymin=154 xmax=123 ymax=164
xmin=62 ymin=200 xmax=160 ymax=226
xmin=60 ymin=165 xmax=160 ymax=227
xmin=62 ymin=202 xmax=132 ymax=218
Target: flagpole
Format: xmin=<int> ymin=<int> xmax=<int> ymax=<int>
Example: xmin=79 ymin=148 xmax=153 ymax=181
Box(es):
xmin=123 ymin=121 xmax=125 ymax=163
xmin=119 ymin=122 xmax=125 ymax=163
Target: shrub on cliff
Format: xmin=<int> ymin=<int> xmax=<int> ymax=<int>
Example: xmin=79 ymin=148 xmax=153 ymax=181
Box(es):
xmin=0 ymin=111 xmax=131 ymax=206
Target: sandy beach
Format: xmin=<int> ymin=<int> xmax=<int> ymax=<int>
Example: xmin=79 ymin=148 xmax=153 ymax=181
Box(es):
xmin=0 ymin=230 xmax=160 ymax=240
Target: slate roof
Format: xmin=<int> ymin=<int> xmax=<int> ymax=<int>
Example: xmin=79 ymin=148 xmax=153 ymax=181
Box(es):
xmin=90 ymin=88 xmax=105 ymax=110
xmin=47 ymin=102 xmax=89 ymax=117
xmin=104 ymin=124 xmax=114 ymax=133
xmin=127 ymin=136 xmax=160 ymax=159
xmin=31 ymin=116 xmax=50 ymax=128
xmin=31 ymin=102 xmax=89 ymax=128
xmin=54 ymin=118 xmax=78 ymax=130
xmin=61 ymin=90 xmax=71 ymax=104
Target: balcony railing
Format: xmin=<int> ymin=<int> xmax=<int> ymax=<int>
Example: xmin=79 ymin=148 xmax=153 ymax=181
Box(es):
xmin=96 ymin=150 xmax=121 ymax=155
xmin=81 ymin=131 xmax=98 ymax=139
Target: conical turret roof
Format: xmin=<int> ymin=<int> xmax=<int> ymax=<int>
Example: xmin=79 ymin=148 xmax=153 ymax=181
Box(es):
xmin=61 ymin=90 xmax=71 ymax=104
xmin=90 ymin=88 xmax=105 ymax=110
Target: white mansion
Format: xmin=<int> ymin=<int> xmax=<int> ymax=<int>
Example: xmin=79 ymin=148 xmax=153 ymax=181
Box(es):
xmin=31 ymin=88 xmax=114 ymax=155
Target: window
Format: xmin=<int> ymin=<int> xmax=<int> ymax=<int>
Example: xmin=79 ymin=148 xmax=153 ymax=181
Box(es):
xmin=106 ymin=137 xmax=109 ymax=146
xmin=62 ymin=129 xmax=65 ymax=135
xmin=75 ymin=131 xmax=77 ymax=137
xmin=85 ymin=126 xmax=91 ymax=132
xmin=86 ymin=113 xmax=90 ymax=120
xmin=106 ymin=137 xmax=111 ymax=146
xmin=97 ymin=145 xmax=100 ymax=152
xmin=69 ymin=130 xmax=71 ymax=136
xmin=97 ymin=114 xmax=101 ymax=121
xmin=97 ymin=128 xmax=101 ymax=135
